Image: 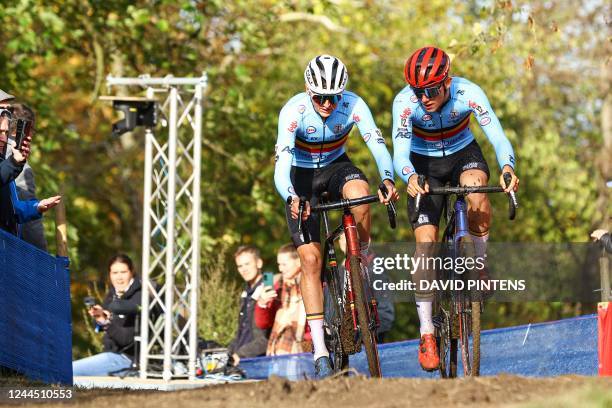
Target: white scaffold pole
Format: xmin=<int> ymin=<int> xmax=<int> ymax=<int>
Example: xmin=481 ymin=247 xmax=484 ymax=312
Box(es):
xmin=188 ymin=83 xmax=204 ymax=379
xmin=105 ymin=73 xmax=207 ymax=381
xmin=139 ymin=127 xmax=154 ymax=378
xmin=162 ymin=87 xmax=179 ymax=382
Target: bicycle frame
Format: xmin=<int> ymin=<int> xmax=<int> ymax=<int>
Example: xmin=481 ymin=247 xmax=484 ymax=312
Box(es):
xmin=320 ymin=205 xmax=377 ymax=335
xmin=296 ymin=184 xmax=395 ymax=377
xmin=423 ymin=177 xmax=517 ymax=378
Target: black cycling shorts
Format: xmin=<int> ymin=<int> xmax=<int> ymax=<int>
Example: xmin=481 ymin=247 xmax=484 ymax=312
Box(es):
xmin=408 ymin=140 xmax=490 ymax=229
xmin=286 ymin=154 xmax=368 ymax=247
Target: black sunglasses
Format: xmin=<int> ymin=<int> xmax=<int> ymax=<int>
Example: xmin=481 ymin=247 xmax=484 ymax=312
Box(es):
xmin=411 ymin=83 xmax=444 ymax=99
xmin=0 ymin=107 xmax=13 ymax=119
xmin=311 ymin=93 xmax=342 ymax=105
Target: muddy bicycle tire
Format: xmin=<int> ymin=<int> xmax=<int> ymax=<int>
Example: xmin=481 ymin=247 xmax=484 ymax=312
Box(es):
xmin=348 ymin=256 xmax=382 ymax=377
xmin=458 ymin=301 xmax=481 ymax=376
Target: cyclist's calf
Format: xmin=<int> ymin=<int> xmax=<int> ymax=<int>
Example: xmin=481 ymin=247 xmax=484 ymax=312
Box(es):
xmin=460 ymin=169 xmax=491 ymax=233
xmin=412 ymin=232 xmax=438 ymax=301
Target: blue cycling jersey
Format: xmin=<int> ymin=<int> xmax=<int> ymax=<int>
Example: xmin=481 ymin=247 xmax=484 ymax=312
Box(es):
xmin=274 ymin=91 xmax=394 ymax=201
xmin=392 ymin=76 xmax=515 ymax=183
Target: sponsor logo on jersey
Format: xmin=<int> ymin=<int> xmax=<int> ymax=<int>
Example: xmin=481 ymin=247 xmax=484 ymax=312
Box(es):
xmin=306 ymin=126 xmax=316 ymax=134
xmin=402 ymin=166 xmax=414 ymax=175
xmin=401 ymin=107 xmax=412 ymax=119
xmin=362 ymin=133 xmax=371 ymax=142
xmin=410 ymin=95 xmax=418 ymax=103
xmin=479 ymin=116 xmax=491 ymax=126
xmin=395 ymin=128 xmax=410 ymax=139
xmin=422 ymin=114 xmax=432 ymax=121
xmin=344 ymin=173 xmax=361 ymax=182
xmin=450 ymin=110 xmax=459 ymax=119
xmin=417 ymin=214 xmax=429 ymax=224
xmin=288 ymin=120 xmax=298 ymax=132
xmin=462 ymin=162 xmax=479 ymax=171
xmin=334 ymin=124 xmax=343 ymax=134
xmin=509 ymin=155 xmax=515 ymax=166
xmin=343 ymin=102 xmax=350 ymax=108
xmin=375 ymin=129 xmax=385 ymax=144
xmin=297 ymin=104 xmax=306 ymax=114
xmin=385 ymin=170 xmax=392 ymax=178
xmin=457 ymin=89 xmax=465 ymax=95
xmin=468 ymin=100 xmax=489 ymax=116
xmin=353 ymin=114 xmax=361 ymax=123
xmin=401 ymin=107 xmax=412 ymax=127
xmin=281 ymin=146 xmax=294 ymax=155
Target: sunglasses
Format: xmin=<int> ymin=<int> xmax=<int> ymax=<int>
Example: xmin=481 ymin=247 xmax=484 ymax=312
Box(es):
xmin=411 ymin=83 xmax=444 ymax=99
xmin=0 ymin=108 xmax=13 ymax=119
xmin=311 ymin=93 xmax=342 ymax=105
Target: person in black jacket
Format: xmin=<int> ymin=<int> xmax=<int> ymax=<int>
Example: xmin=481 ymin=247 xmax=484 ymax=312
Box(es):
xmin=227 ymin=246 xmax=271 ymax=366
xmin=73 ymin=254 xmax=141 ymax=377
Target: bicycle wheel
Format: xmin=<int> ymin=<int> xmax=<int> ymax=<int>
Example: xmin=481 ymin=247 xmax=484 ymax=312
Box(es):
xmin=434 ymin=303 xmax=449 ymax=378
xmin=348 ymin=256 xmax=382 ymax=377
xmin=323 ymin=268 xmax=349 ymax=373
xmin=458 ymin=301 xmax=481 ymax=376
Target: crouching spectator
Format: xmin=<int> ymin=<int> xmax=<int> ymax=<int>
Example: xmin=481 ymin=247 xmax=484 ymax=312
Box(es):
xmin=73 ymin=254 xmax=141 ymax=376
xmin=255 ymin=244 xmax=311 ymax=355
xmin=227 ymin=246 xmax=271 ymax=366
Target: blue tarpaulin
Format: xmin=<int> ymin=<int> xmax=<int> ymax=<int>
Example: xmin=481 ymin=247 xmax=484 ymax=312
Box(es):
xmin=240 ymin=314 xmax=597 ymax=380
xmin=0 ymin=229 xmax=72 ymax=385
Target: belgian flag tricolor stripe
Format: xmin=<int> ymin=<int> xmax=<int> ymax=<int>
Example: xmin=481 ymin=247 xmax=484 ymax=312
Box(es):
xmin=295 ymin=131 xmax=350 ymax=153
xmin=413 ymin=113 xmax=471 ymax=141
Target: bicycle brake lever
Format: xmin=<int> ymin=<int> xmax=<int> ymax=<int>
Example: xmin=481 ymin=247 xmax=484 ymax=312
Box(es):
xmin=503 ymin=173 xmax=518 ymax=208
xmin=502 ymin=173 xmax=518 ymax=221
xmin=412 ymin=175 xmax=426 ymax=224
xmin=297 ymin=196 xmax=312 ymax=244
xmin=379 ymin=183 xmax=397 ymax=229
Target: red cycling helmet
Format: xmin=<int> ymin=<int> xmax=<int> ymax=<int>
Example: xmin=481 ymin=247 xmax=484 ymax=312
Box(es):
xmin=404 ymin=46 xmax=450 ymax=88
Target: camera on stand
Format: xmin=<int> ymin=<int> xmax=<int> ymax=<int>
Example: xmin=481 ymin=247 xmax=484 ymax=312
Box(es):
xmin=99 ymin=96 xmax=157 ymax=137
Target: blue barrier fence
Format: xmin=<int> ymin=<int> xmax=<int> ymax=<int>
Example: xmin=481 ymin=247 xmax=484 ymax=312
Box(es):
xmin=0 ymin=228 xmax=72 ymax=385
xmin=240 ymin=314 xmax=598 ymax=380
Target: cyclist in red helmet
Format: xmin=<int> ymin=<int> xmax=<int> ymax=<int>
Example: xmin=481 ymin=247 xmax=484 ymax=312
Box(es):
xmin=392 ymin=46 xmax=519 ymax=371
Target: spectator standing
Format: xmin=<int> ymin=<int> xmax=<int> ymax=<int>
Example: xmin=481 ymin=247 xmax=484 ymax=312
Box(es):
xmin=7 ymin=103 xmax=47 ymax=250
xmin=0 ymin=89 xmax=26 ymax=187
xmin=0 ymin=94 xmax=60 ymax=237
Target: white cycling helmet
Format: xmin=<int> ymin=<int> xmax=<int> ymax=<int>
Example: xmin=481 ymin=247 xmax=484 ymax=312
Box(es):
xmin=304 ymin=55 xmax=348 ymax=95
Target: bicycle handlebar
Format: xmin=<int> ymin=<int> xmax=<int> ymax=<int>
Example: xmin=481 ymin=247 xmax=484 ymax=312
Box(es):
xmin=296 ymin=184 xmax=397 ymax=245
xmin=412 ymin=172 xmax=518 ymax=222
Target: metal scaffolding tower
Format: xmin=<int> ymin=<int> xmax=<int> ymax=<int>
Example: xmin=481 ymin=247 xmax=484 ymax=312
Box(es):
xmin=105 ymin=74 xmax=206 ymax=380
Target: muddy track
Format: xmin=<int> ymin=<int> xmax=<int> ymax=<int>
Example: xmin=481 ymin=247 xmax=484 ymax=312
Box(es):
xmin=28 ymin=375 xmax=611 ymax=408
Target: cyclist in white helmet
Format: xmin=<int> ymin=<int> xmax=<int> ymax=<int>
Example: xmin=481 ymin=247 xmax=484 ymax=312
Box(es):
xmin=274 ymin=54 xmax=398 ymax=378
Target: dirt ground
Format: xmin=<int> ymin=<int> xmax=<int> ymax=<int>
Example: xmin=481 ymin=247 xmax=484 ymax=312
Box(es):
xmin=4 ymin=374 xmax=608 ymax=408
